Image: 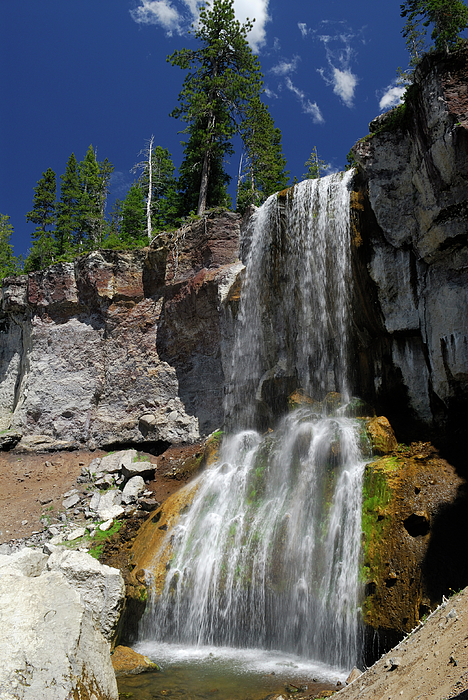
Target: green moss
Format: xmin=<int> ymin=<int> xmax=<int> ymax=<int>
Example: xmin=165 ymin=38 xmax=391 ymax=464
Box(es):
xmin=361 ymin=463 xmax=393 ymax=586
xmin=88 ymin=520 xmax=123 ymax=559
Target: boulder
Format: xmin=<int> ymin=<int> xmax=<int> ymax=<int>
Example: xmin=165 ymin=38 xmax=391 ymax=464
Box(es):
xmin=365 ymin=416 xmax=398 ymax=455
xmin=122 ymin=476 xmax=145 ymax=505
xmin=0 ymin=548 xmax=48 ymax=577
xmin=0 ymin=430 xmax=22 ymax=450
xmin=97 ymin=449 xmax=137 ymax=476
xmin=0 ymin=549 xmax=122 ymax=699
xmin=96 ymin=489 xmax=124 ymax=522
xmin=111 ymin=645 xmax=159 ymax=677
xmin=47 ymin=549 xmax=125 ymax=641
xmin=122 ymin=460 xmax=155 ymax=482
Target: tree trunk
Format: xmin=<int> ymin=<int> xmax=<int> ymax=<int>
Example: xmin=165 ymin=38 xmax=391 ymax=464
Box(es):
xmin=147 ymin=135 xmax=154 ymax=241
xmin=197 ymin=150 xmax=211 ymax=216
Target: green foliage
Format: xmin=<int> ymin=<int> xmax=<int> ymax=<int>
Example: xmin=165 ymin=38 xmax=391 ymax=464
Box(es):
xmin=56 ymin=152 xmax=81 ymax=255
xmin=88 ymin=520 xmax=123 ymax=559
xmin=25 ymin=167 xmax=57 ymax=272
xmin=345 ymin=151 xmax=358 ymax=171
xmin=302 ymin=146 xmax=329 ymax=180
xmin=77 ymin=145 xmax=114 ymax=249
xmin=0 ymin=214 xmax=22 ymax=281
xmin=121 ymin=185 xmax=147 ymax=244
xmin=237 ymin=94 xmax=289 ymax=212
xmin=401 ymin=0 xmax=468 ymax=54
xmin=169 ymin=0 xmax=263 ymax=215
xmin=145 ymin=145 xmax=180 ymax=231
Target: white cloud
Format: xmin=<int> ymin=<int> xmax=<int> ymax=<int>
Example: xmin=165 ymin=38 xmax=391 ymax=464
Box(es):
xmin=130 ymin=0 xmax=185 ymax=35
xmin=315 ymin=22 xmax=361 ymax=108
xmin=298 ymin=22 xmax=309 ymax=38
xmin=271 ymin=55 xmax=300 ymax=76
xmin=379 ymin=84 xmax=405 ymax=111
xmin=285 ymin=78 xmax=324 ymax=124
xmin=130 ymin=0 xmax=270 ymax=51
xmin=264 ymin=86 xmax=278 ymax=99
xmin=234 ymin=0 xmax=270 ymax=51
xmin=332 ymin=67 xmax=358 ymax=108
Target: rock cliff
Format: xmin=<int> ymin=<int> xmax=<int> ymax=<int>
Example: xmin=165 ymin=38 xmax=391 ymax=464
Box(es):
xmin=0 ymin=212 xmax=242 ymax=450
xmin=351 ymin=46 xmax=468 ymax=453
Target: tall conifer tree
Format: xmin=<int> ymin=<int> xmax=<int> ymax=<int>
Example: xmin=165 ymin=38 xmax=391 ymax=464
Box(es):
xmin=25 ymin=167 xmax=57 ymax=271
xmin=237 ymin=94 xmax=289 ymax=211
xmin=169 ymin=0 xmax=263 ymax=215
xmin=0 ymin=214 xmax=22 ymax=280
xmin=56 ymin=152 xmax=80 ymax=255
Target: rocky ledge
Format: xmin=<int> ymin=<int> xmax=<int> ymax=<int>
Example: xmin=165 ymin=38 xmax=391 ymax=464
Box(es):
xmin=0 ymin=212 xmax=243 ymax=451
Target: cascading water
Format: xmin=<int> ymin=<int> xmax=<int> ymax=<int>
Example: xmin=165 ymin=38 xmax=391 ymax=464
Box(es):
xmin=138 ymin=171 xmax=365 ymax=673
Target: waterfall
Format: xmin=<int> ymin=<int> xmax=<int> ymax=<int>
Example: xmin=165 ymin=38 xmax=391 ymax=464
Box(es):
xmin=139 ymin=171 xmax=365 ymax=671
xmin=226 ymin=172 xmax=354 ymax=429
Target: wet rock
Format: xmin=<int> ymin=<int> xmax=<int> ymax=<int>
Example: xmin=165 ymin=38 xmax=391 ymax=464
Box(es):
xmin=361 ymin=444 xmax=462 ymax=642
xmin=403 ymin=510 xmax=431 ymax=537
xmin=365 ymin=416 xmax=398 ymax=455
xmin=111 ymin=645 xmax=160 ymax=677
xmin=139 ymin=497 xmax=160 ymax=512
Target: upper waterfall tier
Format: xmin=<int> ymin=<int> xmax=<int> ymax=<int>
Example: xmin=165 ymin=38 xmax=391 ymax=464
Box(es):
xmin=226 ymin=171 xmax=354 ymax=430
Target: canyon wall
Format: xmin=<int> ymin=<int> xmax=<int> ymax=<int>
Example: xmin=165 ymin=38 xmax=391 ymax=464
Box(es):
xmin=0 ymin=212 xmax=242 ymax=451
xmin=350 ymin=47 xmax=468 ymax=451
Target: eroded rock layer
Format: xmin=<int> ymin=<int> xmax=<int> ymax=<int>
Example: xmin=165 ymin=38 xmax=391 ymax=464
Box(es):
xmin=0 ymin=212 xmax=242 ymax=450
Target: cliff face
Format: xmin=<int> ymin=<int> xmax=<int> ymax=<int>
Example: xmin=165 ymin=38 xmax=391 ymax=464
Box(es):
xmin=351 ymin=47 xmax=468 ymax=448
xmin=0 ymin=212 xmax=243 ymax=450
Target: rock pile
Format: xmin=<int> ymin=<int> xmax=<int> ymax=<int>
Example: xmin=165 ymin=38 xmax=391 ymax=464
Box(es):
xmin=0 ymin=449 xmax=159 ymax=555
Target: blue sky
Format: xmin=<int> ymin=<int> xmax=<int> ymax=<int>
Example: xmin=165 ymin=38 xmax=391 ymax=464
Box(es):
xmin=1 ymin=0 xmax=411 ymax=258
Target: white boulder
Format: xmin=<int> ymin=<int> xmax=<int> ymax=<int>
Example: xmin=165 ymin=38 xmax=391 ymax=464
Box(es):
xmin=121 ymin=475 xmax=145 ymax=504
xmin=0 ymin=548 xmax=123 ymax=700
xmin=47 ymin=549 xmax=125 ymax=641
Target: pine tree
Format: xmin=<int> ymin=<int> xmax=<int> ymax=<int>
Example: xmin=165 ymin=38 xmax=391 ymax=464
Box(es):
xmin=0 ymin=214 xmax=22 ymax=280
xmin=169 ymin=0 xmax=263 ymax=215
xmin=56 ymin=152 xmax=80 ymax=255
xmin=77 ymin=145 xmax=114 ymax=249
xmin=237 ymin=95 xmax=289 ymax=211
xmin=25 ymin=167 xmax=57 ymax=271
xmin=303 ymin=147 xmax=329 ymax=180
xmin=121 ymin=185 xmax=147 ymax=243
xmin=401 ymin=0 xmax=468 ymax=54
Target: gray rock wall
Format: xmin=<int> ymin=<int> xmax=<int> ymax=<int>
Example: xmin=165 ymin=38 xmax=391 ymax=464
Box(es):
xmin=0 ymin=212 xmax=242 ymax=450
xmin=351 ymin=47 xmax=468 ymax=445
